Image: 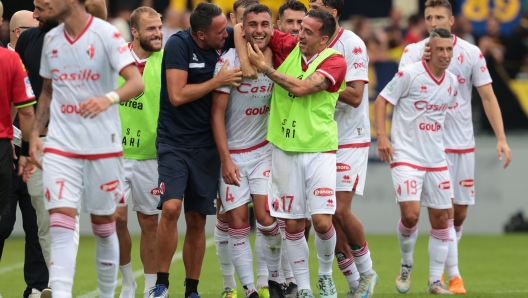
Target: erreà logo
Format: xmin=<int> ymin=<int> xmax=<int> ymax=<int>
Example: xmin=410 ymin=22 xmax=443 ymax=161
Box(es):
xmin=313 ymin=188 xmax=334 ymax=197
xmin=336 ymin=163 xmax=351 ymax=172
xmin=100 ymin=180 xmax=119 ymax=192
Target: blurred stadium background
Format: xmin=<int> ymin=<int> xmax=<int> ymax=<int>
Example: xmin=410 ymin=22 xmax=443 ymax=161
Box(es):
xmin=2 ymin=0 xmax=527 ymax=236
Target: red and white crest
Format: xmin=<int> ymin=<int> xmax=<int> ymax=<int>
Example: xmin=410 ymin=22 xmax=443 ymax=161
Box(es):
xmin=87 ymin=45 xmax=95 ymax=59
xmin=458 ymin=53 xmax=464 ymax=64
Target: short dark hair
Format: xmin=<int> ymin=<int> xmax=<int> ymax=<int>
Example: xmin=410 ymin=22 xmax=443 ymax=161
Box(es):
xmin=305 ymin=9 xmax=336 ymax=40
xmin=278 ymin=1 xmax=307 ymax=19
xmin=430 ymin=27 xmax=452 ymax=39
xmin=233 ymin=0 xmax=259 ymax=13
xmin=242 ymin=4 xmax=272 ymax=22
xmin=190 ymin=2 xmax=223 ymax=34
xmin=309 ymin=0 xmax=344 ymax=18
xmin=425 ymin=0 xmax=453 ymax=16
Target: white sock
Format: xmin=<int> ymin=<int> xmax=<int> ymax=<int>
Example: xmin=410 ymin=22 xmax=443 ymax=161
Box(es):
xmin=215 ymin=219 xmax=236 ymax=289
xmin=49 ymin=213 xmax=77 ymax=298
xmin=286 ymin=229 xmax=310 ymax=291
xmin=229 ymin=226 xmax=254 ymax=288
xmin=429 ymin=228 xmax=450 ymax=282
xmin=397 ymin=219 xmax=418 ymax=265
xmin=257 ymin=221 xmax=282 ymax=283
xmin=315 ymin=225 xmax=336 ymax=276
xmin=279 ymin=220 xmax=296 ymax=284
xmin=119 ymin=262 xmax=135 ymax=287
xmin=351 ymin=242 xmax=374 ymax=275
xmin=93 ymin=221 xmax=119 ymax=298
xmin=144 ymin=274 xmax=157 ymax=296
xmin=254 ymin=229 xmax=268 ymax=287
xmin=455 ymin=225 xmax=463 ymax=242
xmin=337 ymin=256 xmax=359 ymax=290
xmin=445 ymin=220 xmax=461 ymax=280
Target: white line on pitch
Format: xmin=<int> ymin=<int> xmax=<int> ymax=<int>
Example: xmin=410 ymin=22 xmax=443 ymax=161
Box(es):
xmin=0 ymin=262 xmax=24 ymax=274
xmin=77 ymin=237 xmax=215 ymax=298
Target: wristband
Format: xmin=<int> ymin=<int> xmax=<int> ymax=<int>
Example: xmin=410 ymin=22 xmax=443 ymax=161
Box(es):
xmin=105 ymin=91 xmax=120 ymax=104
xmin=21 ymin=141 xmax=30 ymax=157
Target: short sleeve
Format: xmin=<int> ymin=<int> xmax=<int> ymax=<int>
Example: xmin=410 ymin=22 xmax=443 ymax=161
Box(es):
xmin=39 ymin=34 xmax=52 ymax=79
xmin=471 ymin=48 xmax=493 ymax=87
xmin=164 ymin=34 xmax=190 ymax=71
xmin=11 ymin=53 xmax=36 ymax=108
xmin=344 ymin=43 xmax=369 ymax=83
xmin=379 ymin=70 xmax=411 ymax=106
xmin=399 ymin=44 xmax=421 ymax=70
xmin=104 ymin=28 xmax=135 ymax=74
xmin=316 ymin=54 xmax=347 ymax=93
xmin=214 ymin=50 xmax=235 ymax=94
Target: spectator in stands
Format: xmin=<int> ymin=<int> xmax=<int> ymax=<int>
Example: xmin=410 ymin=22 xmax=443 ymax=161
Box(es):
xmin=478 ymin=16 xmax=505 ymax=63
xmin=111 ymin=3 xmax=133 ymax=41
xmin=403 ymin=13 xmax=426 ymax=45
xmin=452 ymin=14 xmax=475 ymax=45
xmin=385 ymin=8 xmax=404 ymax=50
xmin=162 ymin=7 xmax=182 ymax=46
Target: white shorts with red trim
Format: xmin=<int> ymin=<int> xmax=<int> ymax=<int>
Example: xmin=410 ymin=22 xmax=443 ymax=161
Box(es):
xmin=336 ymin=144 xmax=369 ymax=194
xmin=268 ymin=145 xmax=336 ymax=219
xmin=219 ymin=142 xmax=271 ymax=213
xmin=391 ymin=163 xmax=452 ymax=209
xmin=121 ymin=158 xmax=161 ymax=215
xmin=42 ymin=152 xmax=124 ymax=215
xmin=446 ymin=150 xmax=475 ymax=205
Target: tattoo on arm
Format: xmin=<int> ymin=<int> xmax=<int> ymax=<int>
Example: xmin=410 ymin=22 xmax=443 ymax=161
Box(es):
xmin=305 ymin=72 xmax=331 ymax=92
xmin=33 ymin=80 xmax=52 ymax=133
xmin=347 ymin=81 xmax=356 ymax=89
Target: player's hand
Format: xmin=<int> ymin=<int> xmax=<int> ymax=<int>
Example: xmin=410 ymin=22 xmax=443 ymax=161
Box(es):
xmin=241 ymin=62 xmax=258 ymax=79
xmin=30 ymin=132 xmax=44 ymax=170
xmin=80 ymin=96 xmax=113 ymax=119
xmin=377 ymin=135 xmax=394 ymax=163
xmin=421 ymin=42 xmax=431 ymax=61
xmin=216 ymin=60 xmax=243 ymax=88
xmin=18 ymin=155 xmax=36 ymax=182
xmin=247 ymin=42 xmax=267 ymax=72
xmin=496 ymin=139 xmax=512 ymax=168
xmin=11 ymin=141 xmax=17 ymax=170
xmin=222 ymin=159 xmax=242 ymax=187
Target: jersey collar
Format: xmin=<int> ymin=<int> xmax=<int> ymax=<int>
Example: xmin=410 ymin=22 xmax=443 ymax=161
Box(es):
xmin=64 ymin=14 xmax=93 ymax=45
xmin=422 ymin=60 xmax=445 ymax=85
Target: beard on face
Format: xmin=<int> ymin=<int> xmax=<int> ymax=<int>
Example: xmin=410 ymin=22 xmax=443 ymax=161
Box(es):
xmin=139 ymin=34 xmax=162 ymax=52
xmin=38 ymin=17 xmax=60 ymax=32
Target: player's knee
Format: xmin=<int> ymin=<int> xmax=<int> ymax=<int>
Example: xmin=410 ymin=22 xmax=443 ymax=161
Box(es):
xmin=333 ymin=207 xmax=351 ymax=225
xmin=0 ymin=222 xmax=14 ymax=240
xmin=401 ymin=213 xmax=419 ymax=228
xmin=160 ymin=200 xmax=182 ymax=221
xmin=138 ymin=213 xmax=158 ymax=232
xmin=185 ymin=211 xmax=206 ymax=231
xmin=312 ymin=219 xmax=333 ymax=234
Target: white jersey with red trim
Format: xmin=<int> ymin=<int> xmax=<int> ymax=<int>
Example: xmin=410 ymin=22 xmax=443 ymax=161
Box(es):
xmin=331 ymin=28 xmax=371 ymax=145
xmin=214 ymin=48 xmax=273 ymax=151
xmin=380 ymin=61 xmax=458 ymax=169
xmin=40 ymin=15 xmax=134 ymax=157
xmin=399 ymin=35 xmax=492 ymax=151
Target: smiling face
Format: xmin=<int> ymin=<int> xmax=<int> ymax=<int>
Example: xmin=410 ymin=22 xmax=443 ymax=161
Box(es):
xmin=430 ymin=35 xmax=453 ymax=70
xmin=298 ymin=16 xmax=328 ymax=56
xmin=201 ymin=14 xmax=229 ymax=50
xmin=243 ymin=11 xmax=272 ymax=51
xmin=33 ymin=0 xmax=60 ymax=31
xmin=278 ymin=8 xmax=305 ymax=37
xmin=135 ymin=14 xmax=163 ymax=52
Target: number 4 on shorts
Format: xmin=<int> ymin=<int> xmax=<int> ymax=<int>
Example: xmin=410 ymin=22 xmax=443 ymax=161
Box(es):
xmin=226 ymin=187 xmax=235 ymax=203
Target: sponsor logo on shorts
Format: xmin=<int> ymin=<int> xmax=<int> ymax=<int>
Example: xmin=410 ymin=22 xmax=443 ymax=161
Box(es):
xmin=159 ymin=182 xmax=165 ymax=195
xmin=336 ymin=163 xmax=351 ymax=172
xmin=151 ymin=188 xmax=161 ymax=195
xmin=438 ymin=181 xmax=451 ymax=190
xmin=272 ymin=199 xmax=279 ymax=211
xmin=326 ymin=199 xmax=334 ymax=207
xmin=313 ymin=188 xmax=334 ymax=197
xmin=459 ymin=179 xmax=474 ymax=187
xmin=342 ymin=175 xmax=351 ymax=184
xmin=263 ymin=170 xmax=270 ymax=177
xmin=100 ymin=180 xmax=119 ymax=192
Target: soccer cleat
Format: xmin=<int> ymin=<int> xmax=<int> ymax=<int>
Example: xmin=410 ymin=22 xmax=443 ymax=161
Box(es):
xmin=396 ymin=264 xmax=412 ymax=293
xmin=345 ymin=287 xmax=357 ymax=298
xmin=268 ymin=280 xmax=285 ymax=298
xmin=247 ymin=292 xmax=259 ymax=298
xmin=284 ymin=282 xmax=298 ymax=298
xmin=297 ymin=289 xmax=315 ymax=298
xmin=120 ymin=281 xmax=137 ymax=298
xmin=428 ymin=280 xmax=453 ymax=295
xmin=148 ymin=284 xmax=169 ymax=298
xmin=41 ymin=288 xmax=52 ymax=298
xmin=318 ymin=275 xmax=337 ymax=298
xmin=221 ymin=287 xmax=238 ymax=298
xmin=258 ymin=286 xmax=270 ymax=298
xmin=187 ymin=293 xmax=200 ymax=298
xmin=448 ymin=276 xmax=466 ymax=294
xmin=354 ymin=270 xmax=378 ymax=298
xmin=28 ymin=288 xmax=42 ymax=298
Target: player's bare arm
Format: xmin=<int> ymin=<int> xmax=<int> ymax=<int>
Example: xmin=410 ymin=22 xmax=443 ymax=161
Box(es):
xmin=338 ymin=80 xmax=365 ymax=107
xmin=476 ymin=83 xmax=512 ymax=168
xmin=17 ymin=105 xmax=36 ymax=181
xmin=234 ymin=24 xmax=273 ymax=79
xmin=30 ymin=78 xmax=52 ymax=169
xmin=211 ymin=91 xmax=241 ymax=186
xmin=167 ymin=61 xmax=242 ymax=107
xmin=374 ymin=95 xmax=394 ymax=163
xmin=80 ymin=63 xmax=144 ymax=119
xmin=247 ymin=42 xmax=330 ymax=96
xmin=85 ymin=0 xmax=107 ymax=20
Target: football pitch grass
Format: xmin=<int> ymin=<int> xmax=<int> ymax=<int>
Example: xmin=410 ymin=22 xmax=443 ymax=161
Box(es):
xmin=1 ymin=234 xmax=528 ymax=297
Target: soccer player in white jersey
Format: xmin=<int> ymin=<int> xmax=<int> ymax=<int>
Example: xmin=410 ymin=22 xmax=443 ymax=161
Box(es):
xmin=308 ymin=1 xmax=377 ymax=297
xmin=375 ymin=28 xmax=458 ymax=295
xmin=28 ymin=0 xmax=144 ymax=296
xmin=212 ymin=6 xmax=284 ymax=298
xmin=398 ymin=0 xmax=512 ymax=293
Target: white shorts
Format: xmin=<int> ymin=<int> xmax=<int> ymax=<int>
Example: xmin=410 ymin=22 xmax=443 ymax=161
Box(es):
xmin=42 ymin=153 xmax=124 ymax=215
xmin=391 ymin=165 xmax=452 ymax=209
xmin=446 ymin=152 xmax=475 ymax=205
xmin=219 ymin=143 xmax=272 ymax=213
xmin=268 ymin=145 xmax=336 ymax=219
xmin=336 ymin=146 xmax=369 ymax=195
xmin=122 ymin=158 xmax=161 ymax=215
